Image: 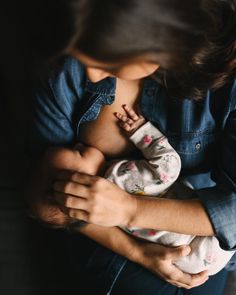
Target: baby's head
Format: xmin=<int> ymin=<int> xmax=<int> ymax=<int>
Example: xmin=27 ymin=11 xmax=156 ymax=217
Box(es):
xmin=74 ymin=143 xmax=106 ymax=176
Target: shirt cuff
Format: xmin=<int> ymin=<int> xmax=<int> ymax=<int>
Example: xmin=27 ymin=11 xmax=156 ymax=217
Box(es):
xmin=130 ymin=121 xmax=164 ymax=149
xmin=196 ymin=186 xmax=236 ymax=250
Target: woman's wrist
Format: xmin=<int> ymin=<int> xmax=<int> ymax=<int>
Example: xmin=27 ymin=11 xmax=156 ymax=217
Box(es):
xmin=122 ymin=194 xmax=138 ymax=228
xmin=128 ymin=239 xmax=147 ymax=265
xmin=79 ymin=223 xmax=144 ymax=263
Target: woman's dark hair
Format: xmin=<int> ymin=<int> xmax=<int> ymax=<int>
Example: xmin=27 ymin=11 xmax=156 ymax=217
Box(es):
xmin=72 ymin=0 xmax=236 ymax=100
xmin=0 ymin=0 xmax=88 ymax=80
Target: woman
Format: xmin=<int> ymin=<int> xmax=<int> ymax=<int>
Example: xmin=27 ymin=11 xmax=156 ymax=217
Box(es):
xmin=28 ymin=0 xmax=236 ymax=294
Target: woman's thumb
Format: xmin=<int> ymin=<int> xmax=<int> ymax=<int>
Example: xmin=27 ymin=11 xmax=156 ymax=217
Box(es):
xmin=170 ymin=245 xmax=191 ymax=259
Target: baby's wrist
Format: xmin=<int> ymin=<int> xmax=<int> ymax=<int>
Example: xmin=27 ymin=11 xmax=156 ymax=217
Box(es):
xmin=127 ymin=120 xmax=146 ymax=137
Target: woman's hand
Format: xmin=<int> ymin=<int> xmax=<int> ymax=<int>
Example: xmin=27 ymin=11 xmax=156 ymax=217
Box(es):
xmin=27 ymin=148 xmax=78 ymax=228
xmin=53 ymin=170 xmax=137 ymax=227
xmin=134 ymin=242 xmax=209 ymax=289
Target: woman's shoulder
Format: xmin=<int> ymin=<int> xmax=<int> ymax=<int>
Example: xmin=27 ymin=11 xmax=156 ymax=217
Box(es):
xmin=48 ymin=56 xmax=86 ymax=95
xmin=34 ymin=57 xmax=87 ymax=119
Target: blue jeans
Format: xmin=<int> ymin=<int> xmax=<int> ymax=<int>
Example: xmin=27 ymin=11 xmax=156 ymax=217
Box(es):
xmin=67 ymin=233 xmax=228 ymax=295
xmin=112 ymin=261 xmax=228 ymax=295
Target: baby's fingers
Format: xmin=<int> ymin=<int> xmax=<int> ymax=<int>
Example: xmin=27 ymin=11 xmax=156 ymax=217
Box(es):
xmin=122 ymin=104 xmax=139 ymax=121
xmin=115 ymin=112 xmax=134 ymax=125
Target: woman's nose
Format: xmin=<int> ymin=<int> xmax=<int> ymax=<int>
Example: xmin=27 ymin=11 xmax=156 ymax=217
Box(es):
xmin=86 ymin=67 xmax=110 ymax=82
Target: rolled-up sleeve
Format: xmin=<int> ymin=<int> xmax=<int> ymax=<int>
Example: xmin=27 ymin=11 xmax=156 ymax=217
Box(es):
xmin=28 ymin=58 xmax=85 ymax=156
xmin=197 ymin=96 xmax=236 ymax=250
xmin=197 ymin=186 xmax=236 ymax=250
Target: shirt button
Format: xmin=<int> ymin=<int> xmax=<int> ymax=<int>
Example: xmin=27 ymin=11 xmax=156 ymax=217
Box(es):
xmin=195 ymin=142 xmax=201 ymax=150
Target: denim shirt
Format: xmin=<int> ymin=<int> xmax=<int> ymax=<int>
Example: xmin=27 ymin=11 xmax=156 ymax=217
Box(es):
xmin=30 ymin=57 xmax=236 ymax=269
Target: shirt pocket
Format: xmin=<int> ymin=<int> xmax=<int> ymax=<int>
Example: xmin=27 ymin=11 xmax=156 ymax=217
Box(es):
xmin=168 ymin=131 xmax=220 ymax=173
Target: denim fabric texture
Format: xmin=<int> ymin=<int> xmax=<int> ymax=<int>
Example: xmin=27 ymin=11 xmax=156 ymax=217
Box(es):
xmin=30 ymin=57 xmax=236 ymax=283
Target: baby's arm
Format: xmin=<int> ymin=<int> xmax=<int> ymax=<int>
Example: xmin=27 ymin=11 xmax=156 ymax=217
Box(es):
xmin=43 ymin=144 xmax=105 ymax=180
xmin=113 ymin=105 xmax=181 ymax=195
xmin=41 ymin=147 xmax=82 ymax=186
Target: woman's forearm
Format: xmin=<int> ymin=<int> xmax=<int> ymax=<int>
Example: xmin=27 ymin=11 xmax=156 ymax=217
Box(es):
xmin=53 ymin=169 xmax=214 ymax=236
xmin=78 ymin=224 xmax=140 ymax=262
xmin=76 ymin=223 xmax=210 ymax=289
xmin=129 ymin=196 xmax=214 ymax=236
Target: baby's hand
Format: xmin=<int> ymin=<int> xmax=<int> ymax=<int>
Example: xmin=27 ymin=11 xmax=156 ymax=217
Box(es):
xmin=115 ymin=104 xmax=146 ymax=135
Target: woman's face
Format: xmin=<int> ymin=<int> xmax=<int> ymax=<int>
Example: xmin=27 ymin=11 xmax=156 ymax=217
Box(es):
xmin=71 ymin=51 xmax=160 ymax=82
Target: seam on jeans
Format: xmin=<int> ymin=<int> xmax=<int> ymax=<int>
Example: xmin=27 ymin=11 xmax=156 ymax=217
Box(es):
xmin=106 ymin=260 xmax=128 ymax=295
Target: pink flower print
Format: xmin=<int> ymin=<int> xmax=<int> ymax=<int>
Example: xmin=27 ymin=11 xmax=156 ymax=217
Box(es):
xmin=143 ymin=134 xmax=153 ymax=145
xmin=204 ymin=253 xmax=217 ymax=266
xmin=147 ymin=230 xmax=157 ymax=236
xmin=206 ymin=253 xmax=216 ymax=264
xmin=160 ymin=173 xmax=169 ymax=183
xmin=132 ymin=231 xmax=140 ymax=237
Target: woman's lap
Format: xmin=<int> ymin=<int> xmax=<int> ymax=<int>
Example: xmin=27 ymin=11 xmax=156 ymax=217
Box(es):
xmin=182 ymin=269 xmax=228 ymax=295
xmin=67 ymin=233 xmax=228 ymax=295
xmin=111 ymin=261 xmax=179 ymax=295
xmin=112 ymin=261 xmax=228 ymax=295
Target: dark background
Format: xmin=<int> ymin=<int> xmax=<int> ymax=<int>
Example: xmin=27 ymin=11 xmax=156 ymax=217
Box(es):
xmin=0 ymin=2 xmax=234 ymax=294
xmin=0 ymin=82 xmax=76 ymax=295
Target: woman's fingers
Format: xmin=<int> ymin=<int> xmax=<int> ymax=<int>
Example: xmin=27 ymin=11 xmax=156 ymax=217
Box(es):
xmin=165 ymin=268 xmax=209 ymax=289
xmin=56 ymin=170 xmax=100 ymax=186
xmin=160 ymin=246 xmax=209 ymax=288
xmin=67 ymin=208 xmax=89 ymax=221
xmin=54 ymin=191 xmax=90 ymax=222
xmin=164 ymin=245 xmax=191 ymax=260
xmin=167 ymin=275 xmax=209 ymax=289
xmin=64 ymin=207 xmax=89 ymax=222
xmin=52 ymin=171 xmax=132 ymax=227
xmin=53 ymin=179 xmax=90 ymax=198
xmin=143 ymin=244 xmax=209 ymax=289
xmin=54 ymin=191 xmax=88 ymax=210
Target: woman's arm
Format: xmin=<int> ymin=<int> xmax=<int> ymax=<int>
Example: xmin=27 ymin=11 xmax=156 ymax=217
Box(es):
xmin=129 ymin=195 xmax=214 ymax=236
xmin=77 ymin=223 xmax=208 ymax=289
xmin=27 ymin=160 xmax=208 ymax=289
xmin=54 ymin=171 xmax=214 ymax=236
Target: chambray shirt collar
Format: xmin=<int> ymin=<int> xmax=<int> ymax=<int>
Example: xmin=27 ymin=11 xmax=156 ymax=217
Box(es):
xmin=84 ymin=75 xmax=159 ymax=103
xmin=85 ymin=77 xmax=116 ymax=95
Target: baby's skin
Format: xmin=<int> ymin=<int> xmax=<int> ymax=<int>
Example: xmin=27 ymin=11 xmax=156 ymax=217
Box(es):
xmin=43 ymin=104 xmax=146 ymax=180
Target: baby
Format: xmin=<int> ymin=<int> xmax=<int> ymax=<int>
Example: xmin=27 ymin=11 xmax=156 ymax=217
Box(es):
xmin=47 ymin=104 xmax=235 ymax=275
